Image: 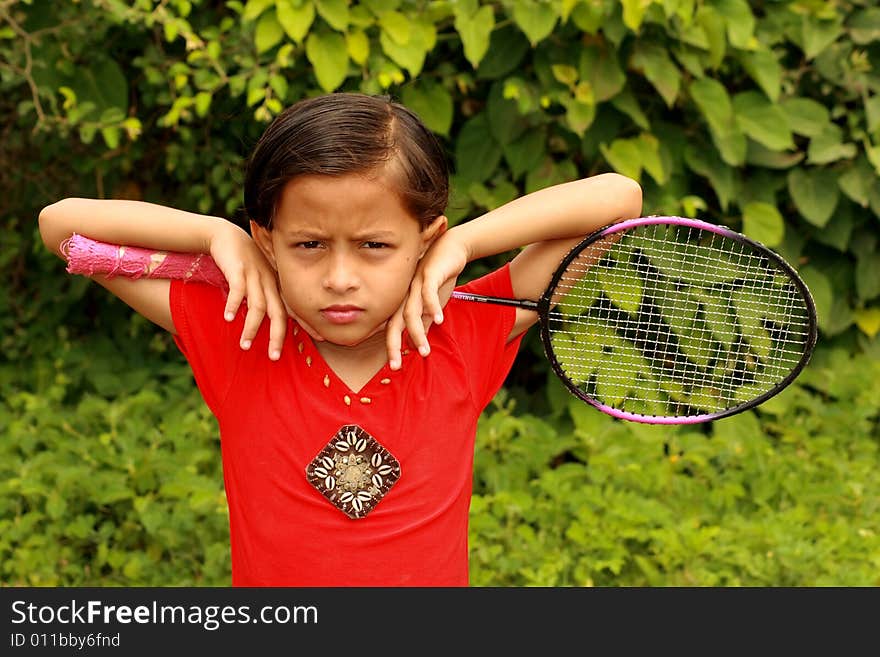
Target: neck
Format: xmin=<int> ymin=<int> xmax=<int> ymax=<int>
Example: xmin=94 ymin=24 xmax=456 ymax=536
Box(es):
xmin=315 ymin=326 xmax=390 ymax=365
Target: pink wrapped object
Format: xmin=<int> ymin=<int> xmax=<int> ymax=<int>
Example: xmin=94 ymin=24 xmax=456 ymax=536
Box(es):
xmin=61 ymin=233 xmax=228 ymax=291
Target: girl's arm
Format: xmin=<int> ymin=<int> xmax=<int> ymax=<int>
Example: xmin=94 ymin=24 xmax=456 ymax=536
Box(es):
xmin=392 ymin=173 xmax=642 ymax=358
xmin=38 ymin=198 xmax=289 ymax=360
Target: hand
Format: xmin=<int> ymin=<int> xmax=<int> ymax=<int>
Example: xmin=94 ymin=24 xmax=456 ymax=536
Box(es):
xmin=208 ymin=223 xmax=296 ymax=360
xmin=385 ymin=228 xmax=470 ymax=369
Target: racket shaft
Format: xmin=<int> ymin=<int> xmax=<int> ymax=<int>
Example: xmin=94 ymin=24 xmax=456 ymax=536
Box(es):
xmin=451 ymin=291 xmax=539 ymax=311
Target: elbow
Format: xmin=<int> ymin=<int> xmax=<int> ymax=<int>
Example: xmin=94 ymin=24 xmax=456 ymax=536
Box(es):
xmin=38 ymin=198 xmax=74 ymax=257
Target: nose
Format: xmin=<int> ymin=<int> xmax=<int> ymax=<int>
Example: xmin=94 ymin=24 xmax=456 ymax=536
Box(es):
xmin=322 ymin=250 xmax=359 ymax=293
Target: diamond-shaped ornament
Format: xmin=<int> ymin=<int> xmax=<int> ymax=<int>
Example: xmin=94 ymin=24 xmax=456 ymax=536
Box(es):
xmin=305 ymin=425 xmax=401 ymax=519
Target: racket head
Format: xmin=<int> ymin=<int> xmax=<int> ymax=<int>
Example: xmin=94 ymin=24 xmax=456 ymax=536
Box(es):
xmin=537 ymin=216 xmax=818 ymax=424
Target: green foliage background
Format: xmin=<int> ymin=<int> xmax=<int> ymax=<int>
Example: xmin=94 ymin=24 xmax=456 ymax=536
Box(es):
xmin=2 ymin=0 xmax=878 ymax=585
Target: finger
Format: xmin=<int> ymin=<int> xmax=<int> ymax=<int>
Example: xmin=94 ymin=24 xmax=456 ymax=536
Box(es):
xmin=403 ymin=286 xmax=430 ymax=357
xmin=385 ymin=304 xmax=405 ymax=370
xmin=240 ymin=279 xmax=267 ymax=350
xmin=223 ymin=265 xmax=246 ymax=322
xmin=265 ymin=283 xmax=287 ymax=361
xmin=422 ymin=274 xmax=445 ymax=325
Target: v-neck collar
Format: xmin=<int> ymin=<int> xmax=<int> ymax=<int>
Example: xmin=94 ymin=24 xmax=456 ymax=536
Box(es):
xmin=289 ymin=324 xmax=417 ymax=396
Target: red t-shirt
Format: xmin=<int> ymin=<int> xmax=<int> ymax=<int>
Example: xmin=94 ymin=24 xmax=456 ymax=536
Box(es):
xmin=170 ymin=263 xmax=524 ymax=586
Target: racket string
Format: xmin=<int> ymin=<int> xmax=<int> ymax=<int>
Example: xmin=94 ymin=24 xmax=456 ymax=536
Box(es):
xmin=547 ymin=222 xmax=812 ymax=417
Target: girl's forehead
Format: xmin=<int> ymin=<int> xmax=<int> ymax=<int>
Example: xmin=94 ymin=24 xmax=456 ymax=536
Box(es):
xmin=274 ymin=173 xmax=417 ymax=233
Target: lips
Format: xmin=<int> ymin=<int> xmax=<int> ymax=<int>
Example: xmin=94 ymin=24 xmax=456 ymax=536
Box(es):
xmin=320 ymin=305 xmax=364 ymax=325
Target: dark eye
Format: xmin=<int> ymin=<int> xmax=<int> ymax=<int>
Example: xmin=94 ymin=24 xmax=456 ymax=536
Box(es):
xmin=296 ymin=241 xmax=321 ymax=249
xmin=363 ymin=241 xmax=389 ymax=249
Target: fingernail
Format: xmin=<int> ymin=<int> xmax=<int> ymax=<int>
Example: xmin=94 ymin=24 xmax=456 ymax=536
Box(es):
xmin=241 ymin=339 xmax=251 ymax=350
xmin=390 ymin=359 xmax=400 ymax=370
xmin=225 ymin=312 xmax=234 ymax=321
xmin=435 ymin=312 xmax=443 ymax=324
xmin=270 ymin=350 xmax=280 ymax=360
xmin=419 ymin=345 xmax=430 ymax=356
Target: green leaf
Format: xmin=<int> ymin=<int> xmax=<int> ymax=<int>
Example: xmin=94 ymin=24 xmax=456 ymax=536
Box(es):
xmin=45 ymin=492 xmax=68 ymax=520
xmin=847 ymin=8 xmax=880 ymax=45
xmin=713 ymin=0 xmax=755 ymax=49
xmin=620 ymin=0 xmax=649 ymax=30
xmin=745 ymin=140 xmax=804 ymax=170
xmin=601 ymin=259 xmax=643 ymax=314
xmin=512 ymin=0 xmax=557 ymax=46
xmin=346 ymin=29 xmax=370 ymax=65
xmin=801 ymin=14 xmax=843 ymax=60
xmin=402 ymin=80 xmax=453 ymax=136
xmin=600 ymin=138 xmax=642 ymax=181
xmin=855 ymin=252 xmax=880 ymax=302
xmin=854 ymin=308 xmax=880 ymax=338
xmin=503 ymin=129 xmax=546 ymax=179
xmin=64 ymin=57 xmax=128 ymax=121
xmin=455 ymin=5 xmax=494 ymax=69
xmin=380 ymin=18 xmax=435 ymax=76
xmin=379 ymin=10 xmax=410 ymax=44
xmin=455 ymin=113 xmax=502 ymax=184
xmin=739 ymin=49 xmax=781 ymax=102
xmin=194 ymin=91 xmax=211 ymax=117
xmin=696 ymin=289 xmax=738 ymax=347
xmin=631 ymin=43 xmax=680 ymax=108
xmin=811 ymin=205 xmax=853 ymax=252
xmin=864 ymin=94 xmax=880 ymax=134
xmin=254 ymin=10 xmax=284 ymax=53
xmin=787 ymin=168 xmax=839 ymax=228
xmin=315 ymin=0 xmax=349 ymax=31
xmin=742 ymin=202 xmax=784 ymax=248
xmin=838 ymin=156 xmax=876 ymax=208
xmin=476 ymin=24 xmax=530 ymax=80
xmin=305 ymin=31 xmax=349 ymax=92
xmin=732 ymin=91 xmax=794 ymax=152
xmin=696 ymin=5 xmax=726 ymax=68
xmin=579 ymin=45 xmax=625 ymax=103
xmin=636 ymin=133 xmax=666 ymax=184
xmin=611 ymin=88 xmax=650 ymax=130
xmin=798 ymin=266 xmax=832 ymax=333
xmin=807 ymin=124 xmax=857 ymax=165
xmin=559 ymin=93 xmax=596 ymax=136
xmin=690 ymin=77 xmax=733 ymax=136
xmin=487 ymin=82 xmax=525 ymax=145
xmin=690 ymin=78 xmax=746 ymax=166
xmin=276 ymin=0 xmax=314 ymax=43
xmin=551 ymin=64 xmax=578 ymax=87
xmin=570 ymin=1 xmax=604 ymax=33
xmin=684 ymin=144 xmax=736 ymax=210
xmin=242 ymin=0 xmax=274 ymax=22
xmin=780 ymin=97 xmax=830 ymax=137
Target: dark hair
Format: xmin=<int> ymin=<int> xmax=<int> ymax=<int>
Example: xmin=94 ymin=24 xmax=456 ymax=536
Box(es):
xmin=244 ymin=93 xmax=449 ymax=230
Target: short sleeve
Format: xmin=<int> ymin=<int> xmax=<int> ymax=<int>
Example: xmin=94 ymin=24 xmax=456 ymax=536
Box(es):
xmin=444 ymin=262 xmax=525 ymax=410
xmin=169 ymin=279 xmax=244 ymax=417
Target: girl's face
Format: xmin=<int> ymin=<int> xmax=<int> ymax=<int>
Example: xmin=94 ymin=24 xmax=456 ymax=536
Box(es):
xmin=252 ymin=171 xmax=446 ymax=348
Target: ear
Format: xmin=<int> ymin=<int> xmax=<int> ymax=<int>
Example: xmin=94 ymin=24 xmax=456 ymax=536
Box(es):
xmin=419 ymin=214 xmax=448 ymax=258
xmin=250 ymin=219 xmax=278 ymax=270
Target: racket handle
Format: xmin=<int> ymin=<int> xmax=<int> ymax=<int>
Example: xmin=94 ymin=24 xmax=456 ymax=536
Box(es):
xmin=61 ymin=233 xmax=228 ymax=290
xmin=451 ymin=291 xmax=539 ymax=311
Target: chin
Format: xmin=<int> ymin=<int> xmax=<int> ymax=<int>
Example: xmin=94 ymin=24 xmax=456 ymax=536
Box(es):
xmin=319 ymin=323 xmax=386 ymax=348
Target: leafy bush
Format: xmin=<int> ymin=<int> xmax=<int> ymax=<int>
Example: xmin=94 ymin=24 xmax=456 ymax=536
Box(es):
xmin=472 ymin=346 xmax=880 ymax=586
xmin=2 ymin=0 xmax=879 ymax=585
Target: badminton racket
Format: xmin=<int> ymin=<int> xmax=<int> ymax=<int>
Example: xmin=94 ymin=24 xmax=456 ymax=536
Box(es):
xmin=451 ymin=216 xmax=817 ymax=424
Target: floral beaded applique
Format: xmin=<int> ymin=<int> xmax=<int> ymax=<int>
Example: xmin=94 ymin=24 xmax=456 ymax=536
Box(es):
xmin=305 ymin=425 xmax=401 ymax=519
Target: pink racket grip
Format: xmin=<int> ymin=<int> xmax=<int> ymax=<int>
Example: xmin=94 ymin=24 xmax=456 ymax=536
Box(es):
xmin=61 ymin=233 xmax=228 ymax=291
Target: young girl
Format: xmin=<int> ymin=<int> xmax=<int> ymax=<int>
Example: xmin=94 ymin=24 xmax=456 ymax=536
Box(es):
xmin=39 ymin=92 xmax=642 ymax=586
